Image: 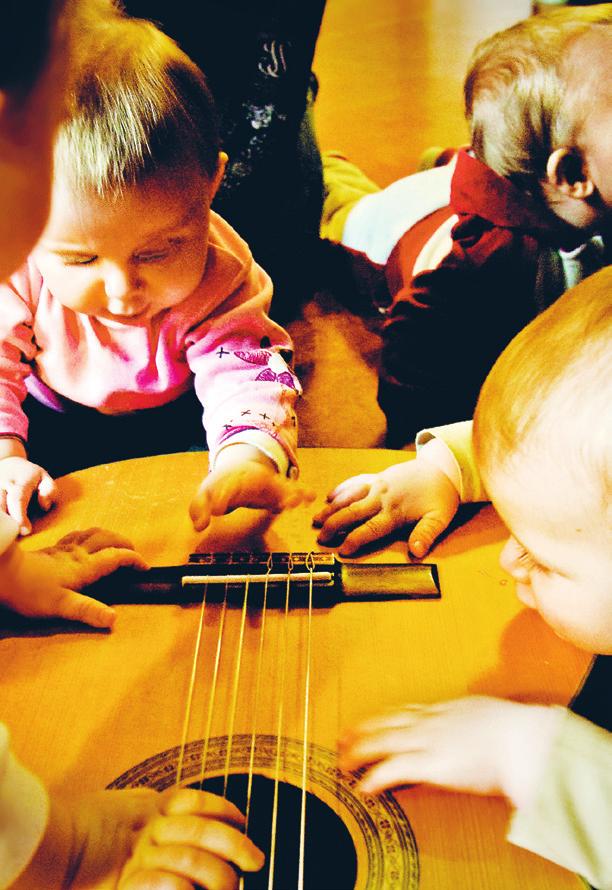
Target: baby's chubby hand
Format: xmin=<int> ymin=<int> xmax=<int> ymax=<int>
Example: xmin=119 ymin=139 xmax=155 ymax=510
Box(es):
xmin=0 ymin=528 xmax=149 ymax=628
xmin=0 ymin=452 xmax=57 ymax=536
xmin=15 ymin=786 xmax=264 ymax=890
xmin=339 ymin=696 xmax=563 ymax=810
xmin=117 ymin=788 xmax=265 ymax=889
xmin=313 ymin=459 xmax=459 ymax=558
xmin=190 ymin=444 xmax=315 ymax=532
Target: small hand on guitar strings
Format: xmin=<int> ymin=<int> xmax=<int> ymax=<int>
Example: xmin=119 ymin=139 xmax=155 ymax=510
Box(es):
xmin=14 ymin=786 xmax=265 ymax=890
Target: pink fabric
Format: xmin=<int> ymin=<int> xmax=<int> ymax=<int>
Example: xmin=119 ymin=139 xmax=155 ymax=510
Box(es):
xmin=0 ymin=212 xmax=299 ymax=468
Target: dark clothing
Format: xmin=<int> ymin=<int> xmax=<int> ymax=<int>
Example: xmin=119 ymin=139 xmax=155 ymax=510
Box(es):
xmin=571 ymin=656 xmax=612 ymax=735
xmin=123 ymin=1 xmax=326 ymax=322
xmin=23 ymin=389 xmax=204 ymax=478
xmin=379 ymin=151 xmax=609 ymax=445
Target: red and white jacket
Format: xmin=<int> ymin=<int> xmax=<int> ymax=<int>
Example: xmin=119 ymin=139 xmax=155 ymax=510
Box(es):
xmin=338 ymin=150 xmax=609 ymax=444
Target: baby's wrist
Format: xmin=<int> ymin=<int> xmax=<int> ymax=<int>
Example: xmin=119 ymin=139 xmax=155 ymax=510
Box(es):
xmin=0 ymin=436 xmax=27 ymax=461
xmin=502 ymin=704 xmax=564 ymax=810
xmin=416 ymin=437 xmax=462 ymax=496
xmin=214 ymin=443 xmax=277 ymax=474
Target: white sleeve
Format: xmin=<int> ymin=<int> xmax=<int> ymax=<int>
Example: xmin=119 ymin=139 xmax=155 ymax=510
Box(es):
xmin=415 ymin=420 xmax=488 ymax=503
xmin=0 ymin=723 xmax=49 ymax=888
xmin=508 ymin=710 xmax=612 ymax=889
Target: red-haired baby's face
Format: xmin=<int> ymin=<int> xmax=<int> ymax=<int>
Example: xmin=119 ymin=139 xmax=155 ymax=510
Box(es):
xmin=488 ymin=465 xmax=612 ymax=654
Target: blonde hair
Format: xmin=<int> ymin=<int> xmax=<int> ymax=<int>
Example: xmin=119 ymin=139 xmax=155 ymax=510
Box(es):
xmin=54 ymin=14 xmax=220 ymax=197
xmin=464 ymin=5 xmax=612 ymax=193
xmin=473 ymin=268 xmax=612 ymax=507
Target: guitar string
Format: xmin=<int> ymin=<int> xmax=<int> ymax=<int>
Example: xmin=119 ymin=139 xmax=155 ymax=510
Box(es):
xmin=222 ymin=577 xmax=251 ymax=798
xmin=176 ymin=581 xmax=209 ymax=786
xmin=239 ymin=558 xmax=273 ymax=890
xmin=267 ymin=554 xmax=293 ymax=890
xmin=298 ymin=553 xmax=315 ymax=889
xmin=198 ymin=583 xmax=230 ymax=789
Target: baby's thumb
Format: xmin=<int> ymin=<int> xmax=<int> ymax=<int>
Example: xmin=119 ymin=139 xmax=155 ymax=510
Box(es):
xmin=408 ymin=512 xmax=451 ymax=558
xmin=37 ymin=472 xmax=57 ymax=512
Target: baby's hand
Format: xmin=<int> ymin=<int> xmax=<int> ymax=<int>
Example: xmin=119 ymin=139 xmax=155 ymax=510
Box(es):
xmin=190 ymin=445 xmax=314 ymax=532
xmin=118 ymin=788 xmax=265 ymax=889
xmin=0 ymin=455 xmax=56 ymax=535
xmin=313 ymin=459 xmax=459 ymax=557
xmin=339 ymin=696 xmax=562 ymax=809
xmin=0 ymin=528 xmax=148 ymax=628
xmin=15 ymin=787 xmax=264 ymax=890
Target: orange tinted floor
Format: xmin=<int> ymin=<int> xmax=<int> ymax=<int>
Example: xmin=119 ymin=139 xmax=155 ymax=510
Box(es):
xmin=314 ymin=0 xmax=532 ymax=185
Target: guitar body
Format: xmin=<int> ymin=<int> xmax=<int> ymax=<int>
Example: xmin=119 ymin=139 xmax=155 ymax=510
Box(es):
xmin=0 ymin=450 xmax=590 ymax=888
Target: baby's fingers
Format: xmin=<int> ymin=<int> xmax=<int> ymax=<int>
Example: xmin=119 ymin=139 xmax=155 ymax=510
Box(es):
xmin=66 ymin=528 xmax=139 ymax=552
xmin=269 ymin=478 xmax=315 ymax=513
xmin=357 ymin=751 xmax=432 ymax=795
xmin=315 ymin=496 xmax=381 ymax=548
xmin=161 ymin=788 xmax=245 ymax=827
xmin=120 ymin=872 xmax=193 ymax=890
xmin=148 ymin=814 xmax=264 ymax=873
xmin=48 ymin=588 xmax=117 ymax=628
xmin=189 ymin=481 xmax=215 ymax=532
xmin=312 ymin=476 xmax=374 ymax=527
xmin=36 ymin=471 xmax=57 ymax=512
xmin=408 ymin=510 xmax=454 ymax=559
xmin=340 ymin=721 xmax=428 ymax=768
xmin=122 ymin=849 xmax=239 ymax=890
xmin=77 ymin=547 xmax=149 ymax=585
xmin=5 ymin=482 xmax=35 ymax=536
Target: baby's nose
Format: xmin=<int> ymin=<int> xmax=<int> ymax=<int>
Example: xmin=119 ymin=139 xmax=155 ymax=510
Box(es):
xmin=104 ymin=264 xmax=138 ymax=302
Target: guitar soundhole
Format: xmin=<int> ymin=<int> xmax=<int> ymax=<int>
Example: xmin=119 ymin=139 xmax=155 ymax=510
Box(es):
xmin=195 ymin=773 xmax=358 ymax=889
xmin=109 ymin=737 xmax=419 ymax=890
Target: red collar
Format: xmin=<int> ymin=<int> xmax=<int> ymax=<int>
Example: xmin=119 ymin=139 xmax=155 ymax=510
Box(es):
xmin=451 ymin=150 xmax=588 ymax=250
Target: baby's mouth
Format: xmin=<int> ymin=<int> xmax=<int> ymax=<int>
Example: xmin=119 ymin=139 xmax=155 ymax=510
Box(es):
xmin=107 ymin=306 xmax=149 ymax=323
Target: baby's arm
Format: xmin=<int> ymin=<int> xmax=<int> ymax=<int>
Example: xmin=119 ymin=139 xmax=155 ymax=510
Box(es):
xmin=0 ymin=437 xmax=56 ymax=535
xmin=0 ymin=527 xmax=148 ymax=628
xmin=13 ymin=787 xmax=264 ymax=890
xmin=190 ymin=443 xmax=314 ymax=532
xmin=340 ymin=700 xmax=612 ymax=888
xmin=0 ymin=273 xmax=50 ymax=535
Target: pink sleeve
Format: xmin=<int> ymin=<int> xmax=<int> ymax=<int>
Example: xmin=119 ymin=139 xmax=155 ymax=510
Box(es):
xmin=185 ymin=257 xmax=300 ymax=473
xmin=0 ymin=266 xmax=39 ymax=442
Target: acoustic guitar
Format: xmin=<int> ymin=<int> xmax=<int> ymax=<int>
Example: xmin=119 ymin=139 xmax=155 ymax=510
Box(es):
xmin=0 ymin=449 xmax=591 ymax=889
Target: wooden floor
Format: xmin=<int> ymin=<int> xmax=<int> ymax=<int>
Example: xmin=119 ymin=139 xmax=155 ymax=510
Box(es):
xmin=292 ymin=0 xmax=532 ymax=447
xmin=314 ymin=0 xmax=532 ymax=185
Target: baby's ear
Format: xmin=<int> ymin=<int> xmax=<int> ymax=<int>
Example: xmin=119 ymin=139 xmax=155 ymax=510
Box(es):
xmin=546 ymin=148 xmax=594 ymax=200
xmin=209 ymin=151 xmax=228 ymax=198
